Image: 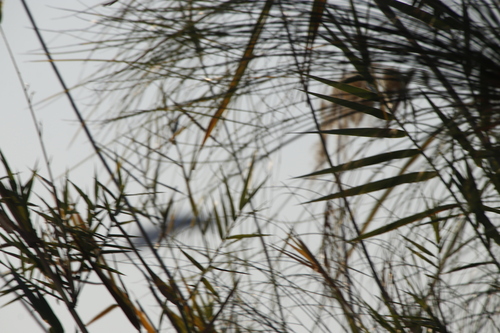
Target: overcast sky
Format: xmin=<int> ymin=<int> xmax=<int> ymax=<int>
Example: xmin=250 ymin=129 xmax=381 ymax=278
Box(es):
xmin=0 ymin=1 xmax=105 ymax=180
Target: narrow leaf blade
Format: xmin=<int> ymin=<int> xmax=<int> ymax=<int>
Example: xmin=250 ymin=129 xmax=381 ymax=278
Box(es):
xmin=351 ymin=204 xmax=457 ymax=241
xmin=308 ymin=171 xmax=438 ymax=202
xmin=181 ymin=250 xmax=205 ymax=272
xmin=298 ymin=149 xmax=421 ymax=177
xmin=303 ymin=127 xmax=406 ymax=138
xmin=307 ymin=91 xmax=392 ymax=120
xmin=226 ymin=233 xmax=270 ymax=240
xmin=306 ymin=74 xmax=379 ymax=101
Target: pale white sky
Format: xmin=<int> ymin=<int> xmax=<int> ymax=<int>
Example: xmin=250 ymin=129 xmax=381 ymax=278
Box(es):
xmin=0 ymin=0 xmax=103 ymax=181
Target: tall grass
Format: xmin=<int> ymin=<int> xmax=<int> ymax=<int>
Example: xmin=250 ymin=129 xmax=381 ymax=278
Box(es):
xmin=1 ymin=0 xmax=499 ymax=331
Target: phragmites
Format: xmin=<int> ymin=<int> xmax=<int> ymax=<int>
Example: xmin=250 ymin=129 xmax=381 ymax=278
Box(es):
xmin=317 ymin=67 xmax=414 ymax=165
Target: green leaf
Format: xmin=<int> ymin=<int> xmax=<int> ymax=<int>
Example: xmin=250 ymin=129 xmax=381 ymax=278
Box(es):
xmin=306 ymin=91 xmax=392 ymax=120
xmin=222 ymin=176 xmax=236 ymax=221
xmin=403 ymin=236 xmax=435 ymax=258
xmin=446 ymin=261 xmax=496 ymax=273
xmin=212 ymin=201 xmax=225 ymax=240
xmin=351 ymin=204 xmax=457 ymax=241
xmin=308 ymin=171 xmax=438 ymax=203
xmin=306 ymin=74 xmax=380 ymax=101
xmin=148 ymin=269 xmax=180 ymax=304
xmin=403 ymin=236 xmax=438 ymax=268
xmin=239 ymin=155 xmax=265 ymax=210
xmin=226 ymin=233 xmax=269 ymax=240
xmin=240 ymin=181 xmax=265 ymax=211
xmin=306 ymin=0 xmax=327 ymax=50
xmin=181 ymin=250 xmax=205 ymax=272
xmin=365 ymin=302 xmax=398 ymax=332
xmin=201 ymin=277 xmax=219 ymax=298
xmin=304 ymin=127 xmax=406 ymax=138
xmin=10 ymin=270 xmax=64 ymax=333
xmin=409 ymin=247 xmax=438 ymax=267
xmin=298 ymin=149 xmax=421 ymax=177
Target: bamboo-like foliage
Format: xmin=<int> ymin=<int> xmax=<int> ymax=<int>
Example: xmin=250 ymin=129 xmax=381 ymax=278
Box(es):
xmin=2 ymin=0 xmax=500 ymax=332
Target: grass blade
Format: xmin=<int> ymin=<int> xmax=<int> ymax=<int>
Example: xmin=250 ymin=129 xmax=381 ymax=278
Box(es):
xmin=351 ymin=204 xmax=457 ymax=241
xmin=306 ymin=91 xmax=392 ymax=120
xmin=298 ymin=149 xmax=421 ymax=177
xmin=308 ymin=171 xmax=438 ymax=202
xmin=306 ymin=74 xmax=379 ymax=101
xmin=303 ymin=127 xmax=406 ymax=138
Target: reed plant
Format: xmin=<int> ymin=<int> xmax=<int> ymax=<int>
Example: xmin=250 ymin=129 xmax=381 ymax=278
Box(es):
xmin=1 ymin=0 xmax=499 ymax=331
